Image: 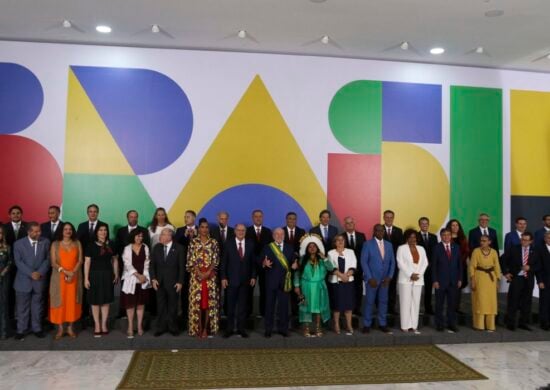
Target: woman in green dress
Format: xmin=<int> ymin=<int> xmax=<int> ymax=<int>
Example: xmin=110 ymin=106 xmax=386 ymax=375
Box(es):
xmin=293 ymin=234 xmax=333 ymax=337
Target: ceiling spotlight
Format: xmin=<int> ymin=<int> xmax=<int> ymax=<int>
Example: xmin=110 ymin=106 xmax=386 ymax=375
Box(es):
xmin=96 ymin=25 xmax=112 ymax=33
xmin=475 ymin=46 xmax=484 ymax=54
xmin=237 ymin=30 xmax=247 ymax=39
xmin=430 ymin=47 xmax=445 ymax=55
xmin=485 ymin=9 xmax=504 ymax=17
xmin=151 ymin=24 xmax=160 ymax=33
xmin=62 ymin=19 xmax=72 ymax=28
xmin=400 ymin=41 xmax=409 ymax=50
xmin=321 ymin=35 xmax=330 ymax=44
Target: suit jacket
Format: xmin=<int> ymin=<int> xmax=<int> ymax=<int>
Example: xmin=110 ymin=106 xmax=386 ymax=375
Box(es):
xmin=76 ymin=220 xmax=110 ymax=252
xmin=3 ymin=221 xmax=29 ymax=246
xmin=13 ymin=237 xmax=51 ymax=292
xmin=343 ymin=231 xmax=366 ymax=262
xmin=416 ymin=231 xmax=438 ymax=262
xmin=210 ymin=225 xmax=235 ymax=254
xmin=536 ymin=245 xmax=550 ymax=285
xmin=360 ymin=239 xmax=396 ymax=282
xmin=115 ymin=225 xmax=150 ymax=256
xmin=283 ymin=226 xmax=306 ymax=255
xmin=468 ymin=226 xmax=499 ymax=252
xmin=503 ymin=245 xmax=541 ymax=281
xmin=220 ymin=238 xmax=257 ymax=285
xmin=259 ymin=242 xmax=296 ymax=290
xmin=383 ymin=225 xmax=403 ymax=254
xmin=431 ymin=242 xmax=462 ymax=288
xmin=174 ymin=225 xmax=198 ymax=249
xmin=535 ymin=228 xmax=550 ymax=249
xmin=246 ymin=225 xmax=272 ymax=256
xmin=149 ymin=242 xmax=185 ymax=286
xmin=40 ymin=220 xmax=63 ymax=241
xmin=309 ymin=224 xmax=338 ymax=250
xmin=396 ymin=244 xmax=429 ymax=285
xmin=504 ymin=230 xmax=522 ymax=253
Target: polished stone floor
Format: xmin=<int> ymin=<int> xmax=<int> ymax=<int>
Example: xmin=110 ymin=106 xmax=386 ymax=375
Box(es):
xmin=0 ymin=342 xmax=549 ymax=389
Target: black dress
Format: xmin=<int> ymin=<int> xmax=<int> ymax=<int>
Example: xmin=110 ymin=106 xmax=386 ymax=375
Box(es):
xmin=86 ymin=242 xmax=115 ymax=305
xmin=120 ymin=245 xmax=151 ymax=309
xmin=329 ymin=256 xmax=355 ymax=312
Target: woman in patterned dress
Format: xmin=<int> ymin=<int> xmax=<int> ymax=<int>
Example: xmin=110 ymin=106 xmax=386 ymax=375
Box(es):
xmin=187 ymin=218 xmax=220 ymax=338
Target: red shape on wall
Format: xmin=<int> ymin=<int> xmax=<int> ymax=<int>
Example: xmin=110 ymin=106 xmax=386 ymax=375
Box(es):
xmin=327 ymin=153 xmax=381 ymax=235
xmin=0 ymin=135 xmax=63 ymax=222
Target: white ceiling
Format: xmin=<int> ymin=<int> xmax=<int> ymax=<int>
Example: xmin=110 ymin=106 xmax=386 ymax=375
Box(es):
xmin=1 ymin=0 xmax=550 ymax=72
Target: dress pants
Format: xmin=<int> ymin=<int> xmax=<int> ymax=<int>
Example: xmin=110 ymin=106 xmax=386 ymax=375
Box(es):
xmin=473 ymin=314 xmax=496 ymax=330
xmin=156 ymin=283 xmax=179 ymax=333
xmin=423 ymin=264 xmax=433 ymax=312
xmin=388 ymin=269 xmax=398 ymax=313
xmin=264 ymin=287 xmax=289 ymax=332
xmin=354 ymin=263 xmax=364 ymax=314
xmin=16 ymin=284 xmax=45 ymax=334
xmin=539 ymin=284 xmax=550 ymax=327
xmin=506 ymin=276 xmax=534 ymax=327
xmin=434 ymin=285 xmax=458 ymax=328
xmin=226 ymin=283 xmax=249 ymax=332
xmin=363 ymin=282 xmax=389 ymax=327
xmin=0 ymin=278 xmax=10 ymax=336
xmin=247 ymin=267 xmax=265 ymax=317
xmin=398 ymin=283 xmax=422 ymax=330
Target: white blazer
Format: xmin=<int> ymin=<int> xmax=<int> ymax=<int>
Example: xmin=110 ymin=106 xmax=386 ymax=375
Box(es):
xmin=327 ymin=248 xmax=357 ymax=284
xmin=121 ymin=244 xmax=151 ymax=294
xmin=396 ymin=244 xmax=428 ymax=285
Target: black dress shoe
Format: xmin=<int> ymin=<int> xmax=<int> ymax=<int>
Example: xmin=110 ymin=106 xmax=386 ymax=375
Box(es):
xmin=239 ymin=331 xmax=249 ymax=338
xmin=436 ymin=326 xmax=444 ymax=332
xmin=34 ymin=331 xmax=46 ymax=338
xmin=223 ymin=331 xmax=233 ymax=339
xmin=264 ymin=331 xmax=272 ymax=338
xmin=379 ymin=326 xmax=392 ymax=334
xmin=154 ymin=330 xmax=165 ymax=337
xmin=14 ymin=333 xmax=25 ymax=340
xmin=279 ymin=331 xmax=289 ymax=337
xmin=362 ymin=326 xmax=370 ymax=334
xmin=518 ymin=324 xmax=532 ymax=331
xmin=447 ymin=326 xmax=459 ymax=333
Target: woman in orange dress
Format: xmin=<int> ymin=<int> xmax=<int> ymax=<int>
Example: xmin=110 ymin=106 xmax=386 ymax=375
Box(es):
xmin=49 ymin=222 xmax=83 ymax=339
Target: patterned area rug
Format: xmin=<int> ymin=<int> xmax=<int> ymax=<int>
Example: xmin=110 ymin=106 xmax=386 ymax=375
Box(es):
xmin=117 ymin=345 xmax=486 ymax=389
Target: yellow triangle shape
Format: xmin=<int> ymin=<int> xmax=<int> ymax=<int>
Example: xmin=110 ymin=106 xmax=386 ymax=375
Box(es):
xmin=170 ymin=75 xmax=326 ymax=226
xmin=64 ymin=69 xmax=134 ymax=175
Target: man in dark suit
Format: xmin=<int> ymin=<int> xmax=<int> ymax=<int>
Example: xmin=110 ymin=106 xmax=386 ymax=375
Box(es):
xmin=309 ymin=209 xmax=338 ymax=250
xmin=115 ymin=210 xmax=150 ymax=257
xmin=246 ymin=209 xmax=272 ymax=317
xmin=417 ymin=217 xmax=438 ymax=315
xmin=534 ymin=214 xmax=550 ymax=248
xmin=382 ymin=209 xmax=403 ymax=314
xmin=220 ymin=223 xmax=256 ymax=338
xmin=503 ymin=232 xmax=540 ymax=331
xmin=76 ymin=204 xmax=109 ymax=327
xmin=259 ymin=228 xmax=297 ymax=337
xmin=150 ymin=228 xmax=185 ymax=336
xmin=537 ymin=231 xmax=550 ymax=330
xmin=13 ymin=222 xmax=50 ymax=339
xmin=174 ymin=210 xmax=198 ymax=248
xmin=4 ymin=205 xmax=29 ymax=321
xmin=210 ymin=211 xmax=234 ymax=255
xmin=432 ymin=228 xmax=462 ymax=332
xmin=282 ymin=211 xmax=305 ymax=316
xmin=343 ymin=216 xmax=366 ymax=315
xmin=40 ymin=205 xmax=62 ymax=241
xmin=503 ymin=217 xmax=528 ymax=253
xmin=468 ymin=213 xmax=499 ymax=252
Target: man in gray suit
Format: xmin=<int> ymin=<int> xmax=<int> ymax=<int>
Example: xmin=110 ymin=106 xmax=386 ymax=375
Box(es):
xmin=13 ymin=222 xmax=50 ymax=340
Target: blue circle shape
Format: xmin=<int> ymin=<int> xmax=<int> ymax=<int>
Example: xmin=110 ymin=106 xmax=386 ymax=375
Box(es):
xmin=198 ymin=184 xmax=313 ymax=231
xmin=0 ymin=63 xmax=44 ymax=134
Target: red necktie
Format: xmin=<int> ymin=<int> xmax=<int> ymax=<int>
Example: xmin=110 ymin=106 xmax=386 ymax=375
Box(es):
xmin=522 ymin=247 xmax=529 ymax=278
xmin=445 ymin=244 xmax=451 ymax=260
xmin=289 ymin=229 xmax=294 ymax=243
xmin=238 ymin=241 xmax=244 ymax=260
xmin=256 ymin=228 xmax=261 ymax=241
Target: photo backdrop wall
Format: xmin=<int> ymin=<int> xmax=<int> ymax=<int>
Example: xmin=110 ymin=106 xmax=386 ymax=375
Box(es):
xmin=1 ymin=41 xmax=549 ymax=237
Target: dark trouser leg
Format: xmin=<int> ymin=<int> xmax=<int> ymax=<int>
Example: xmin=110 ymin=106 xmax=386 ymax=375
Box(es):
xmin=166 ymin=285 xmax=179 ymax=333
xmin=507 ymin=278 xmax=522 ymax=327
xmin=180 ymin=271 xmax=190 ymax=327
xmin=539 ymin=285 xmax=550 ymax=326
xmin=0 ymin=281 xmax=9 ymax=336
xmin=423 ymin=265 xmax=433 ymax=313
xmin=16 ymin=291 xmax=31 ymax=334
xmin=30 ymin=284 xmax=45 ymax=333
xmin=225 ymin=285 xmax=239 ymax=332
xmin=388 ymin=269 xmax=398 ymax=313
xmin=259 ymin=270 xmax=266 ymax=317
xmin=277 ymin=290 xmax=290 ymax=333
xmin=155 ymin=286 xmax=168 ymax=332
xmin=519 ymin=278 xmax=534 ymax=326
xmin=434 ymin=287 xmax=445 ymax=328
xmin=354 ymin=264 xmax=364 ymax=315
xmin=264 ymin=288 xmax=276 ymax=332
xmin=237 ymin=284 xmax=249 ymax=332
xmin=447 ymin=287 xmax=458 ymax=327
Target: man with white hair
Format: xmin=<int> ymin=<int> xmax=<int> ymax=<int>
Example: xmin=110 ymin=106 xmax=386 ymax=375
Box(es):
xmin=259 ymin=228 xmax=297 ymax=338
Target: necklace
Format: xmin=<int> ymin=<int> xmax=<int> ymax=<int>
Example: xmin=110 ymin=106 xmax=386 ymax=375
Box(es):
xmin=481 ymin=248 xmax=491 ymax=257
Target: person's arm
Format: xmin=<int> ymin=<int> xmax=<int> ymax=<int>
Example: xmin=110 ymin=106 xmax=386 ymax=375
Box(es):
xmin=293 ymin=259 xmax=301 ymax=288
xmin=122 ymin=246 xmax=138 ymax=276
xmin=14 ymin=243 xmax=34 ymax=277
xmin=112 ymin=254 xmax=119 ymax=283
xmin=387 ymin=247 xmax=396 ymax=280
xmin=84 ymin=256 xmax=91 ymax=288
xmin=493 ymin=250 xmax=502 ymax=281
xmin=347 ymin=250 xmax=357 ymax=276
xmin=418 ymin=247 xmax=428 ymax=276
xmin=360 ymin=246 xmax=371 ymax=281
xmin=220 ymin=247 xmax=228 ymax=281
xmin=37 ymin=241 xmax=52 ymax=277
xmin=396 ymin=246 xmax=410 ymax=279
xmin=177 ymin=246 xmax=185 ymax=285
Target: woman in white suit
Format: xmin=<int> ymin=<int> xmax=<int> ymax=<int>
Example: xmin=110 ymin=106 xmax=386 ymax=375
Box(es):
xmin=397 ymin=229 xmax=428 ymax=334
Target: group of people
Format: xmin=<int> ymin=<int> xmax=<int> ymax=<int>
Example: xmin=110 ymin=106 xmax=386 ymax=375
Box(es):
xmin=0 ymin=203 xmax=549 ymax=341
